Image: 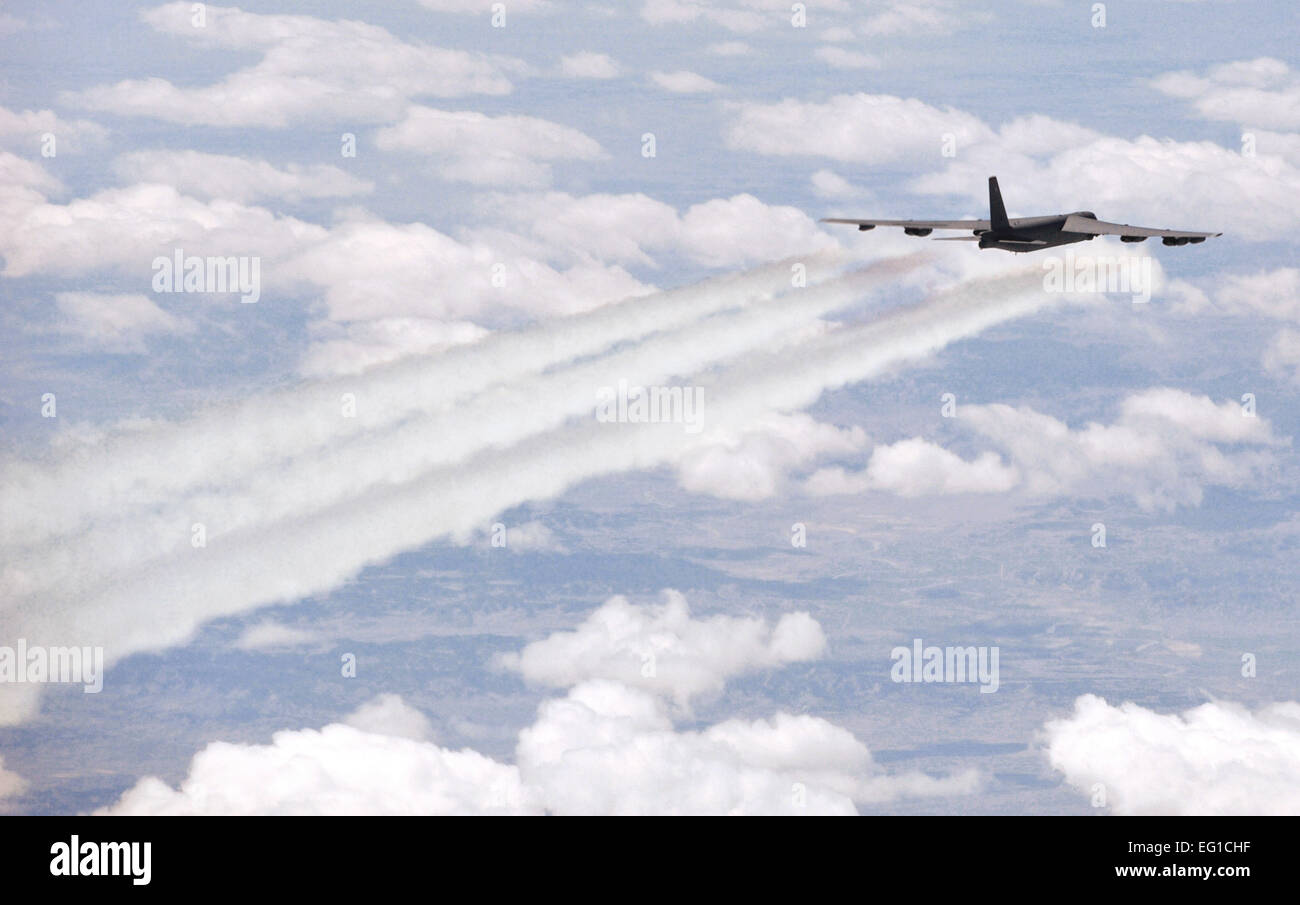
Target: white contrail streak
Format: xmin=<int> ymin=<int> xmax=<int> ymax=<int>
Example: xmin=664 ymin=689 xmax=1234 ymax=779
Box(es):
xmin=0 ymin=251 xmax=850 ymax=549
xmin=1 ymin=258 xmax=1066 ymax=725
xmin=2 ymin=256 xmax=927 ymax=602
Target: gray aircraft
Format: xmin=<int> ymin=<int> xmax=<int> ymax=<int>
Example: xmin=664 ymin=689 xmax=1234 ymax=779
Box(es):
xmin=822 ymin=176 xmax=1221 ymax=252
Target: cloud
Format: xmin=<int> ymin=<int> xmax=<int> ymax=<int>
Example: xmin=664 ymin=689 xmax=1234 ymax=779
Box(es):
xmin=0 ymin=170 xmax=659 ymax=360
xmin=233 ymin=620 xmax=323 ymax=652
xmin=810 ymin=169 xmax=871 ymax=200
xmin=0 ymin=182 xmax=326 ymax=280
xmin=1247 ymin=129 xmax=1300 ymax=165
xmin=961 ymin=389 xmax=1281 ymax=509
xmin=66 ymin=3 xmax=522 ymax=127
xmin=498 ymin=590 xmax=827 ymax=709
xmin=504 ymin=520 xmax=563 ymax=552
xmin=1170 ymin=266 xmax=1300 ymax=381
xmin=677 ymin=412 xmax=867 ymax=500
xmin=809 ymin=438 xmax=1018 ymax=497
xmin=342 ymin=694 xmax=435 ymax=742
xmin=650 ymin=70 xmax=725 ymax=94
xmin=1264 ymin=328 xmax=1300 ymax=383
xmin=1152 ymin=58 xmax=1300 ymax=130
xmin=0 ymin=149 xmax=848 ymax=378
xmin=473 ymin=191 xmax=681 ymax=267
xmin=994 ymin=114 xmax=1104 ymax=156
xmin=472 ymin=190 xmax=837 ymax=269
xmin=858 ymin=0 xmax=972 ymax=36
xmin=280 ymin=214 xmax=652 ymax=325
xmin=2 ymin=160 xmax=720 ymax=373
xmin=726 ymin=93 xmax=994 ymax=164
xmin=374 ymin=106 xmax=604 ymax=186
xmin=808 ymin=388 xmax=1285 ymax=510
xmin=113 ymin=151 xmax=373 ymax=203
xmin=514 ymin=679 xmax=976 ymax=815
xmin=558 ymin=51 xmax=620 ymax=79
xmin=0 ymin=150 xmax=62 ymax=198
xmin=678 ymin=194 xmax=839 ymax=266
xmin=462 ymin=519 xmax=565 ymax=553
xmin=50 ymin=292 xmax=192 ymax=353
xmin=0 ymin=105 xmax=107 ymax=153
xmin=1209 ymin=267 xmax=1300 ymax=321
xmin=102 ymin=597 xmax=977 ymax=814
xmin=1045 ymin=695 xmax=1300 ymax=815
xmin=101 ymin=712 xmax=530 ymax=815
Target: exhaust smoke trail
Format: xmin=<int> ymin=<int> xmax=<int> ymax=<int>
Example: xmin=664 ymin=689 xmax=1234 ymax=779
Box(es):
xmin=1 ymin=256 xmax=1066 ymax=725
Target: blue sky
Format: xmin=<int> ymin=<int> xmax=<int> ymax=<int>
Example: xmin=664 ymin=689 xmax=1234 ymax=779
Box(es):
xmin=0 ymin=0 xmax=1298 ymax=815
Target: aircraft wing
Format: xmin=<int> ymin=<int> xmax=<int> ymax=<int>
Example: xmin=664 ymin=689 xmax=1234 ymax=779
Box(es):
xmin=1062 ymin=215 xmax=1221 ymax=240
xmin=821 ymin=218 xmax=990 ymax=230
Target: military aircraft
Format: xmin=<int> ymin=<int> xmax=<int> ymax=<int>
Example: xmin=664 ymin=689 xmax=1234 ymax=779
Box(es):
xmin=822 ymin=176 xmax=1221 ymax=252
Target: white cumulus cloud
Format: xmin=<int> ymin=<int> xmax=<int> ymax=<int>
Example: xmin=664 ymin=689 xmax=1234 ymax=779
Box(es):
xmin=558 ymin=52 xmax=620 ymax=79
xmin=1045 ymin=695 xmax=1300 ymax=816
xmin=0 ymin=105 xmax=107 ymax=153
xmin=113 ymin=150 xmax=373 ymax=203
xmin=808 ymin=388 xmax=1285 ymax=510
xmin=66 ymin=3 xmax=522 ymax=127
xmin=1152 ymin=57 xmax=1300 ymax=130
xmin=374 ymin=106 xmax=604 ymax=186
xmin=650 ymin=70 xmax=724 ymax=94
xmin=51 ymin=292 xmax=192 ymax=353
xmin=102 ymin=596 xmax=977 ymax=815
xmin=498 ymin=590 xmax=827 ymax=709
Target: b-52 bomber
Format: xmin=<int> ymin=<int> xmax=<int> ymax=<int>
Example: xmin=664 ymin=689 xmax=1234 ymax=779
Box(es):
xmin=822 ymin=176 xmax=1221 ymax=252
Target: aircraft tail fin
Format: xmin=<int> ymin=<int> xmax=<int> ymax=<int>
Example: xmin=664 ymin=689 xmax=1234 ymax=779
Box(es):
xmin=988 ymin=176 xmax=1010 ymax=231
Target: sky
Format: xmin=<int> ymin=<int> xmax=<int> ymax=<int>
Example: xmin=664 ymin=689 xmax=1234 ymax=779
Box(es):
xmin=0 ymin=0 xmax=1298 ymax=815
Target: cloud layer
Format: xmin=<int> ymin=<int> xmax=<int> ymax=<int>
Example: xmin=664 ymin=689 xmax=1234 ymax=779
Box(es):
xmin=68 ymin=3 xmax=521 ymax=127
xmin=102 ymin=595 xmax=977 ymax=815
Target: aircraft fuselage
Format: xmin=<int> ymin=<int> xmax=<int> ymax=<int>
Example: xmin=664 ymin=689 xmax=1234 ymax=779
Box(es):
xmin=976 ymin=213 xmax=1097 ymax=253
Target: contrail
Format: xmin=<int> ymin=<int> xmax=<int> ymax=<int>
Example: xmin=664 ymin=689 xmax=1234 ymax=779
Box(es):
xmin=2 ymin=256 xmax=925 ymax=600
xmin=0 ymin=250 xmax=851 ymax=549
xmin=1 ymin=258 xmax=1064 ymax=725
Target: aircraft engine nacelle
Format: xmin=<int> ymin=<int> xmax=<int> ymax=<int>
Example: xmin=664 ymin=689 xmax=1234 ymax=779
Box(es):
xmin=1120 ymin=235 xmax=1146 ymax=243
xmin=1162 ymin=236 xmax=1191 ymax=246
xmin=904 ymin=227 xmax=933 ymax=237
